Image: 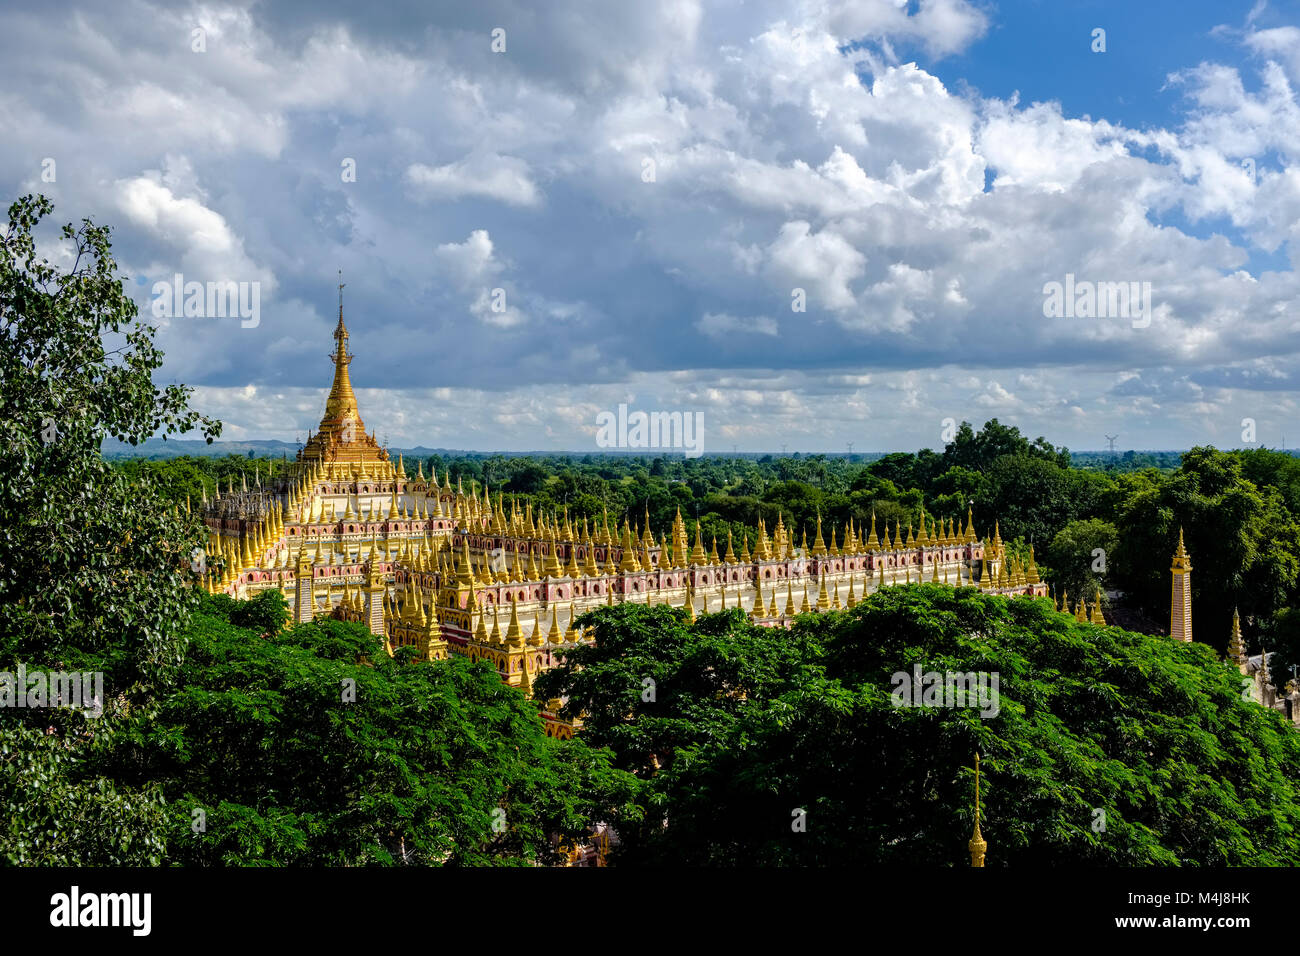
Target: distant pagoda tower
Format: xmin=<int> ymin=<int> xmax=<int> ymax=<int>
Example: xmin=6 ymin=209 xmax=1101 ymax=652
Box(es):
xmin=1170 ymin=527 xmax=1193 ymax=643
xmin=1227 ymin=607 xmax=1247 ymax=669
xmin=968 ymin=752 xmax=987 ymax=868
xmin=298 ymin=277 xmax=392 ymax=480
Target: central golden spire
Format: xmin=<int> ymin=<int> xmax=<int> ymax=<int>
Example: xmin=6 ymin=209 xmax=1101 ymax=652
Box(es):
xmin=298 ymin=275 xmax=390 ymax=477
xmin=325 ymin=278 xmax=362 ymax=432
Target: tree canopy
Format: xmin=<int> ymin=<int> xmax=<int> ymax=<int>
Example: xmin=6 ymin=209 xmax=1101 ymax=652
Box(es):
xmin=104 ymin=592 xmax=633 ymax=866
xmin=0 ymin=195 xmax=219 ymax=863
xmin=538 ymin=590 xmax=1300 ymax=865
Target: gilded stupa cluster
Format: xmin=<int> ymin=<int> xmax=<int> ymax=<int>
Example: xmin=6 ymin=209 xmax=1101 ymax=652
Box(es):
xmin=197 ymin=301 xmax=1049 ymax=736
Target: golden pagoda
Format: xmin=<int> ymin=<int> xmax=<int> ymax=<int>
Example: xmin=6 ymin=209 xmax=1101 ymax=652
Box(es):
xmin=969 ymin=752 xmax=987 ymax=867
xmin=1227 ymin=607 xmax=1247 ymax=667
xmin=197 ymin=292 xmax=1060 ymax=748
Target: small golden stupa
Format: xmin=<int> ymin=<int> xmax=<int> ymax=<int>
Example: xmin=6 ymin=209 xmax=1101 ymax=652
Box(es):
xmin=969 ymin=752 xmax=987 ymax=867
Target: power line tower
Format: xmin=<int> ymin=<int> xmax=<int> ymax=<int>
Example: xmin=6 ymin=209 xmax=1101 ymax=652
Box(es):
xmin=1105 ymin=434 xmax=1118 ymax=455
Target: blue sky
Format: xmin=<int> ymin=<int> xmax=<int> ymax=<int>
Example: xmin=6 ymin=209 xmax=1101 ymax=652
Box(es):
xmin=937 ymin=0 xmax=1297 ymax=271
xmin=2 ymin=0 xmax=1299 ymax=453
xmin=942 ymin=1 xmax=1255 ymax=127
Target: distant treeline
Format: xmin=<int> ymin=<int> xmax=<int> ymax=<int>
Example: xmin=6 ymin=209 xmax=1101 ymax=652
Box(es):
xmin=103 ymin=437 xmax=1192 ymax=474
xmin=1069 ymin=449 xmax=1185 ymax=471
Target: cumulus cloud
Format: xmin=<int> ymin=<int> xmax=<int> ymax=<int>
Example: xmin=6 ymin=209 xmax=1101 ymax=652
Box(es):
xmin=434 ymin=229 xmax=502 ymax=284
xmin=0 ymin=0 xmax=1297 ymax=449
xmin=434 ymin=229 xmax=527 ymax=327
xmin=407 ymin=152 xmax=542 ymax=207
xmin=823 ymin=0 xmax=989 ymax=58
xmin=113 ymin=167 xmax=275 ymax=296
xmin=766 ymin=221 xmax=867 ymax=311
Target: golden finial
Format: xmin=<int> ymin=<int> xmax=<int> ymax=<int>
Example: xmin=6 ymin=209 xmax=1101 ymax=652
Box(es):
xmin=969 ymin=752 xmax=987 ymax=867
xmin=1171 ymin=525 xmax=1192 ymax=571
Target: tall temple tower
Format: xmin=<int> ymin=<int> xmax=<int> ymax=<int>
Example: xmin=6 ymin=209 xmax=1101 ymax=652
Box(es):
xmin=1170 ymin=528 xmax=1192 ymax=643
xmin=295 ymin=542 xmax=315 ymax=624
xmin=298 ymin=280 xmax=392 ymax=479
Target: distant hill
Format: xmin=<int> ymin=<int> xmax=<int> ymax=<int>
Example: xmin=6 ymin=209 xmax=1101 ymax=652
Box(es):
xmin=101 ymin=438 xmax=304 ymax=461
xmin=100 ymin=438 xmax=484 ymax=461
xmin=101 ymin=440 xmax=894 ymax=461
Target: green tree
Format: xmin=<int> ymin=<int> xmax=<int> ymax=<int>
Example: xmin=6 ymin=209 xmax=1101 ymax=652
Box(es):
xmin=111 ymin=596 xmax=634 ymax=865
xmin=1235 ymin=448 xmax=1300 ymax=517
xmin=1112 ymin=447 xmax=1300 ymax=654
xmin=0 ymin=195 xmax=220 ymax=864
xmin=943 ymin=419 xmax=1070 ymax=473
xmin=539 ymin=590 xmax=1300 ymax=865
xmin=1046 ymin=518 xmax=1119 ymax=607
xmin=534 ymin=602 xmax=820 ymax=862
xmin=979 ymin=451 xmax=1112 ymax=548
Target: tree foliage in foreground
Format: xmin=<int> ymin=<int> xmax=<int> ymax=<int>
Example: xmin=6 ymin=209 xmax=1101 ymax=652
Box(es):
xmin=104 ymin=592 xmax=634 ymax=866
xmin=538 ymin=587 xmax=1300 ymax=865
xmin=0 ymin=195 xmax=219 ymax=864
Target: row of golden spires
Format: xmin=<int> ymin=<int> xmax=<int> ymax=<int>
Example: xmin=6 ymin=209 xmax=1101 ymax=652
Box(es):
xmin=198 ymin=503 xmax=1029 ymax=600
xmin=207 ymin=455 xmax=997 ymax=571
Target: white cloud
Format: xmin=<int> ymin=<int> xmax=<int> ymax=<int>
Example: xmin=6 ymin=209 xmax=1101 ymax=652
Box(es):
xmin=980 ymin=100 xmax=1131 ymax=193
xmin=117 ymin=176 xmax=234 ymax=254
xmin=407 ymin=152 xmax=542 ymax=207
xmin=823 ymin=0 xmax=989 ymax=58
xmin=433 ymin=229 xmax=536 ymax=328
xmin=434 ymin=229 xmax=502 ymax=284
xmin=766 ymin=221 xmax=867 ymax=310
xmin=1243 ymin=24 xmax=1300 ymax=83
xmin=113 ymin=170 xmax=273 ymax=293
